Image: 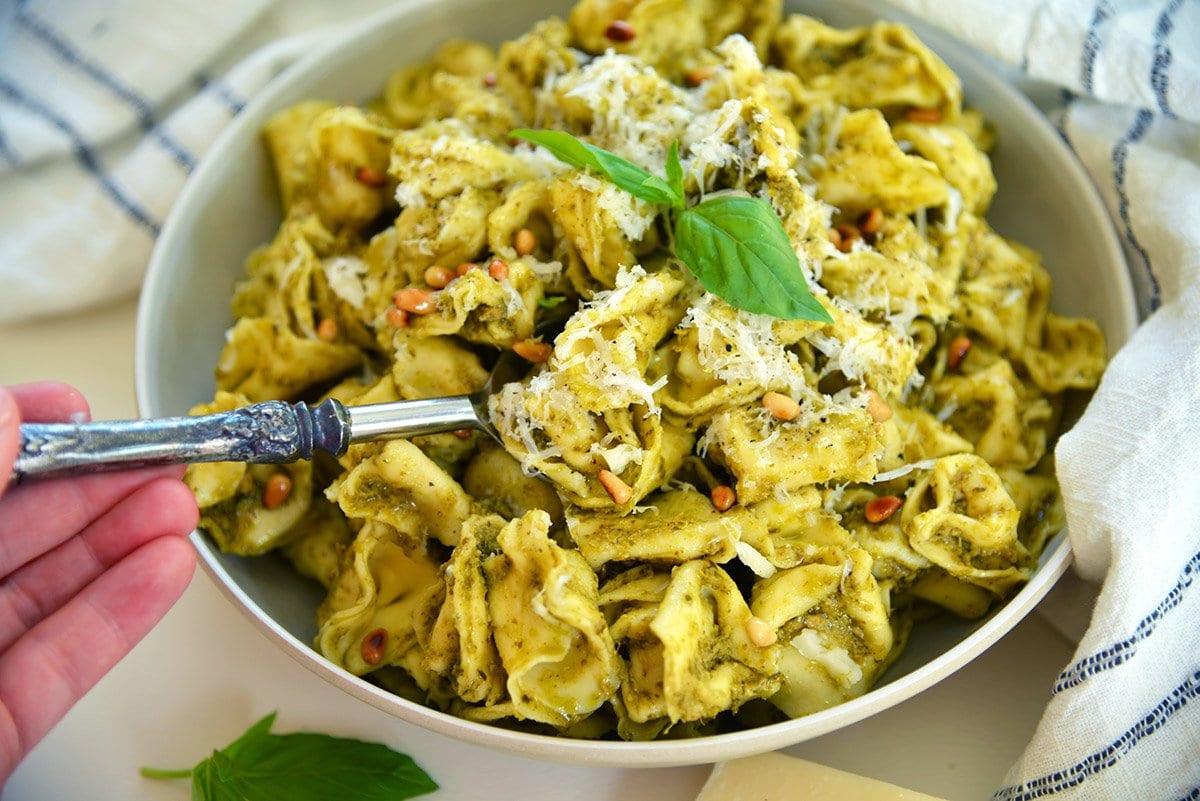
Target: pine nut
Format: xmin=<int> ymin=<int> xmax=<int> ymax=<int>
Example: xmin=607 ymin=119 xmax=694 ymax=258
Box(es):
xmin=393 ymin=288 xmax=438 ymax=315
xmin=488 ymin=258 xmax=509 ymax=280
xmin=865 ymin=495 xmax=903 ymax=523
xmin=710 ymin=485 xmax=736 ymax=512
xmin=513 ymin=228 xmax=538 ymax=257
xmin=762 ymin=391 xmax=801 ymax=421
xmin=512 ymin=339 xmax=552 ymax=363
xmin=905 ymin=107 xmax=943 ymax=123
xmin=598 ymin=469 xmax=633 ymax=505
xmin=385 ymin=307 xmax=409 ymax=328
xmin=482 ymin=71 xmax=497 ymax=88
xmin=686 ymin=66 xmax=715 ymax=86
xmin=604 ymin=20 xmax=635 ymax=42
xmin=456 ymin=262 xmax=479 ymax=276
xmin=746 ymin=616 xmax=777 ymax=647
xmin=262 ymin=472 xmax=293 ymax=509
xmin=858 ymin=207 xmax=884 ymax=235
xmin=361 ymin=628 xmax=387 ymax=665
xmin=355 ymin=166 xmax=388 ymax=186
xmin=947 ymin=335 xmax=972 ymax=370
xmin=453 ymin=429 xmax=473 ymax=440
xmin=865 ymin=389 xmax=892 ymax=422
xmin=424 ymin=265 xmax=455 ymax=289
xmin=834 ymin=224 xmax=860 ymax=253
xmin=316 ymin=318 xmax=338 ymax=342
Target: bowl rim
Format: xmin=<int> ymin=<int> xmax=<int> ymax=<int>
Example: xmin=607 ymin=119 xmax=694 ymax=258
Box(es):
xmin=136 ymin=0 xmax=1137 ymax=768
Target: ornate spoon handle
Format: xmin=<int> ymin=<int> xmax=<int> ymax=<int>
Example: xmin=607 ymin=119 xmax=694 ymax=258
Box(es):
xmin=13 ymin=394 xmax=482 ymax=483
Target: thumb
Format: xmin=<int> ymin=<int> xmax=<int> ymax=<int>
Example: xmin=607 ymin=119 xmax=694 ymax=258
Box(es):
xmin=0 ymin=386 xmax=18 ymax=494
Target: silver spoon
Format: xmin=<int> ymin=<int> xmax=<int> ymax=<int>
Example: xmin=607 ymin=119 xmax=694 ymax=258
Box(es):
xmin=14 ymin=308 xmax=568 ymax=483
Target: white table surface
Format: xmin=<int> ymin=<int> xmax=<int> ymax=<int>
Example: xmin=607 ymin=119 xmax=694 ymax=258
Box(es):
xmin=0 ymin=297 xmax=1095 ymax=801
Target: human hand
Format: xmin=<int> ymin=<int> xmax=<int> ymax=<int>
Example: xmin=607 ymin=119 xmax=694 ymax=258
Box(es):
xmin=0 ymin=382 xmax=198 ymax=788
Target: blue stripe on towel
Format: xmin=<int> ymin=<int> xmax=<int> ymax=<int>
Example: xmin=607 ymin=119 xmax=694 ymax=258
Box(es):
xmin=1055 ymin=88 xmax=1077 ymax=149
xmin=14 ymin=8 xmax=155 ymax=128
xmin=0 ymin=76 xmax=160 ymax=236
xmin=0 ymin=122 xmax=19 ymax=165
xmin=1151 ymin=0 xmax=1184 ymax=118
xmin=993 ymin=670 xmax=1200 ymax=801
xmin=1081 ymin=1 xmax=1115 ymax=95
xmin=1177 ymin=788 xmax=1200 ymax=801
xmin=14 ymin=8 xmax=196 ymax=171
xmin=194 ymin=72 xmax=247 ymax=117
xmin=1054 ymin=549 xmax=1200 ymax=694
xmin=1113 ymin=108 xmax=1161 ymax=311
xmin=149 ymin=129 xmax=196 ymax=172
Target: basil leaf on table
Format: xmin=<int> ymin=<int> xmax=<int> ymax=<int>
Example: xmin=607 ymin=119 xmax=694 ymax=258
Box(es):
xmin=140 ymin=712 xmax=438 ymax=801
xmin=511 ymin=128 xmax=684 ymax=209
xmin=674 ymin=196 xmax=833 ymax=322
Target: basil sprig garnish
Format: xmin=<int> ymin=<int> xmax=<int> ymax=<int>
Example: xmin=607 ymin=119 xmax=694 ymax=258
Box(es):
xmin=511 ymin=128 xmax=832 ymax=322
xmin=511 ymin=128 xmax=684 ymax=209
xmin=140 ymin=712 xmax=438 ymax=801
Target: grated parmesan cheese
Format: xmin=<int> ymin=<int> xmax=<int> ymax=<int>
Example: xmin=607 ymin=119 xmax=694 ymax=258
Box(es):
xmin=525 ymin=257 xmax=564 ymax=283
xmin=823 ymin=482 xmax=850 ymax=515
xmin=499 ymin=278 xmax=526 ymax=317
xmin=941 ymin=186 xmax=964 ymax=233
xmin=393 ymin=182 xmax=426 ymax=209
xmin=322 ymin=256 xmax=369 ymax=309
xmin=512 ymin=143 xmax=574 ymax=178
xmin=683 ymin=99 xmax=747 ymax=191
xmin=735 ymin=540 xmax=777 ymax=578
xmin=488 ymin=381 xmax=562 ymax=475
xmin=553 ymin=266 xmax=670 ymax=414
xmin=572 ymin=172 xmax=657 ymax=242
xmin=555 ymin=51 xmax=693 ymax=169
xmin=870 ymin=459 xmax=938 ymax=484
xmin=678 ymin=293 xmax=808 ymax=395
xmin=589 ymin=437 xmax=644 ymax=474
xmin=791 ymin=629 xmax=863 ymax=687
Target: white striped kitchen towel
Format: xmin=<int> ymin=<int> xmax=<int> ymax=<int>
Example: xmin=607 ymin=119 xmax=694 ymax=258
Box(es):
xmin=0 ymin=0 xmax=373 ymax=323
xmin=880 ymin=1 xmax=1200 ymax=798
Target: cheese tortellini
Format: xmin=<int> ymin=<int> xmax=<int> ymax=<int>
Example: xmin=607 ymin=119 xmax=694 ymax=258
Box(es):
xmin=186 ymin=0 xmax=1106 ymax=739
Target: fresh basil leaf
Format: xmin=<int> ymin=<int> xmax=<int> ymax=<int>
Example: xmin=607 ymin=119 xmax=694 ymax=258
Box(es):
xmin=665 ymin=140 xmax=684 ymax=204
xmin=201 ymin=753 xmax=244 ymax=801
xmin=142 ymin=712 xmax=438 ymax=801
xmin=511 ymin=128 xmax=683 ymax=209
xmin=220 ymin=710 xmax=276 ymax=761
xmin=674 ymin=196 xmax=832 ymax=322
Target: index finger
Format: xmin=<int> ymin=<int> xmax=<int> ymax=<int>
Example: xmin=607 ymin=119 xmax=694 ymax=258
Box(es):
xmin=8 ymin=381 xmax=91 ymax=424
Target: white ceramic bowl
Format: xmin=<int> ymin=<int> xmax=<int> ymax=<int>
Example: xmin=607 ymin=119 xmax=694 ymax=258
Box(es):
xmin=137 ymin=0 xmax=1137 ymax=768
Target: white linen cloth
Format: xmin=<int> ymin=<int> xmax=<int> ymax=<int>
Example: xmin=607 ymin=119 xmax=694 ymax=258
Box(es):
xmin=0 ymin=0 xmax=385 ymax=322
xmin=892 ymin=3 xmax=1200 ymax=796
xmin=878 ymin=3 xmax=1200 ymax=799
xmin=0 ymin=1 xmax=1197 ymax=798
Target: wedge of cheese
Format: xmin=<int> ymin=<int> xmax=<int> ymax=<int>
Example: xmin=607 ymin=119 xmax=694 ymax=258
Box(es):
xmin=695 ymin=752 xmax=952 ymax=801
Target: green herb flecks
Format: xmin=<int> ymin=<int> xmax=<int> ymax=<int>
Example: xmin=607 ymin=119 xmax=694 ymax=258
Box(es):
xmin=140 ymin=712 xmax=438 ymax=801
xmin=510 ymin=129 xmax=832 ymax=322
